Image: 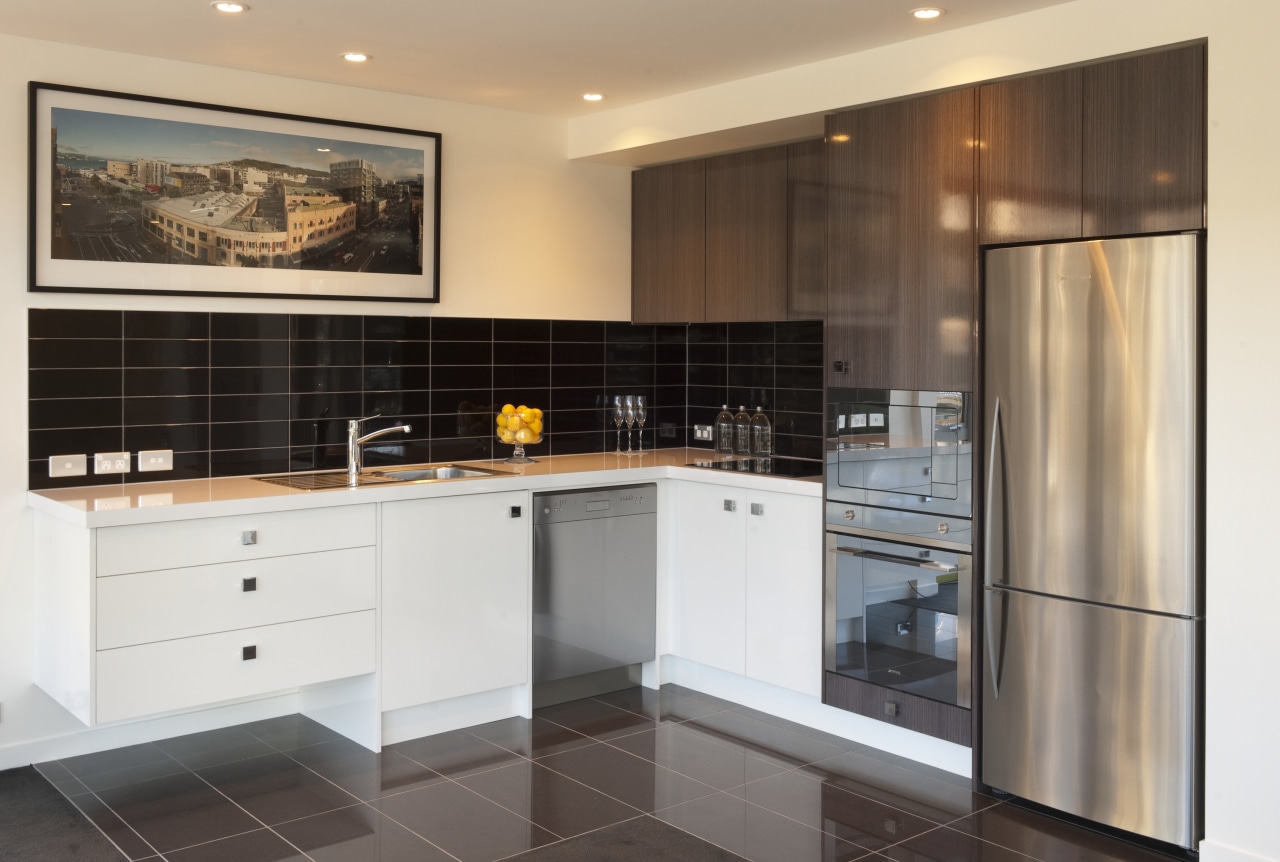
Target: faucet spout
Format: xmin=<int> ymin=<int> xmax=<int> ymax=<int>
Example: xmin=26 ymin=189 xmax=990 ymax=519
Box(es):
xmin=347 ymin=417 xmax=411 ymax=485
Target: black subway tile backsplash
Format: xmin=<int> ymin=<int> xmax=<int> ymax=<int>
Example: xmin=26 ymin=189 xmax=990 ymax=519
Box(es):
xmin=27 ymin=311 xmax=824 ymax=489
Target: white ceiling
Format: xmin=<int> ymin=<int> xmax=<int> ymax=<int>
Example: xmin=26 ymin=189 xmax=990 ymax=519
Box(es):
xmin=2 ymin=0 xmax=1073 ymax=118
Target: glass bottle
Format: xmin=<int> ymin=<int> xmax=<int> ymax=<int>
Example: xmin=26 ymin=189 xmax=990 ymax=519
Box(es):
xmin=750 ymin=407 xmax=772 ymax=456
xmin=733 ymin=406 xmax=751 ymax=455
xmin=714 ymin=405 xmax=735 ymax=454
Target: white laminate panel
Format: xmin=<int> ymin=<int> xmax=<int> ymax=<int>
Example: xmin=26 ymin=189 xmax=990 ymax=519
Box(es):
xmin=671 ymin=482 xmax=747 ymax=675
xmin=745 ymin=490 xmax=823 ymax=698
xmin=96 ymin=547 xmax=376 ymax=650
xmin=96 ymin=504 xmax=376 ymax=576
xmin=95 ymin=611 xmax=375 ymax=724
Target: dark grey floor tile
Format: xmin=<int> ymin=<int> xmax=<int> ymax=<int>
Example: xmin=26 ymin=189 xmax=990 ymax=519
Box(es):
xmin=95 ymin=771 xmax=261 ymax=854
xmin=58 ymin=742 xmax=186 ymax=792
xmin=163 ymin=828 xmax=308 ymax=861
xmin=274 ymin=804 xmax=456 ymax=861
xmin=944 ymin=804 xmax=1176 ymax=862
xmin=387 ymin=728 xmax=525 ymax=778
xmin=879 ymin=824 xmax=1036 ymax=862
xmin=729 ymin=769 xmax=939 ymax=851
xmin=375 ymin=780 xmax=559 ymax=862
xmin=286 ymin=737 xmax=446 ymax=801
xmin=196 ymin=751 xmax=361 ymax=826
xmin=535 ymin=697 xmax=662 ymax=741
xmin=593 ymin=685 xmax=736 ymax=723
xmin=154 ymin=726 xmax=278 ymax=769
xmin=686 ymin=709 xmax=847 ymax=768
xmin=34 ymin=759 xmax=92 ymax=796
xmin=68 ymin=791 xmax=160 ymax=860
xmin=457 ymin=759 xmax=642 ymax=839
xmin=657 ymin=791 xmax=874 ymax=862
xmin=241 ymin=714 xmax=344 ymax=751
xmin=465 ymin=715 xmax=595 ymax=759
xmin=800 ymin=752 xmax=1002 ymax=825
xmin=539 ymin=740 xmax=721 ymax=812
xmin=505 ymin=814 xmax=751 ymax=862
xmin=607 ymin=724 xmax=791 ymax=790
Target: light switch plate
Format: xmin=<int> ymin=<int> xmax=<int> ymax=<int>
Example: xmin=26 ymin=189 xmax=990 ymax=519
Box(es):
xmin=869 ymin=413 xmax=885 ymax=427
xmin=49 ymin=454 xmax=87 ymax=478
xmin=138 ymin=449 xmax=174 ymax=472
xmin=94 ymin=452 xmax=132 ymax=474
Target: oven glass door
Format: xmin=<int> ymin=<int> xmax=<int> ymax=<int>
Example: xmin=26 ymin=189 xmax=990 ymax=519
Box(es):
xmin=833 ymin=401 xmax=966 ymax=501
xmin=825 ymin=531 xmax=971 ymax=708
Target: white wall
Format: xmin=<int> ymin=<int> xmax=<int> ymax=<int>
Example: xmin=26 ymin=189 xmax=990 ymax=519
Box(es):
xmin=568 ymin=3 xmax=1280 ymax=862
xmin=0 ymin=34 xmax=631 ymax=766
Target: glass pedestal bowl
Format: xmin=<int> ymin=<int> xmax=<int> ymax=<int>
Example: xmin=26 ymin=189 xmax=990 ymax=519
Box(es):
xmin=495 ymin=406 xmax=544 ymax=464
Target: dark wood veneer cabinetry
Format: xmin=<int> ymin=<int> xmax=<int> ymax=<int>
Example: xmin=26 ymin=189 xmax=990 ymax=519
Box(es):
xmin=826 ymin=88 xmax=976 ymax=392
xmin=787 ymin=139 xmax=827 ymax=320
xmin=705 ymin=147 xmax=788 ymax=322
xmin=632 ymin=160 xmax=706 ymax=324
xmin=824 ymin=672 xmax=972 ymax=746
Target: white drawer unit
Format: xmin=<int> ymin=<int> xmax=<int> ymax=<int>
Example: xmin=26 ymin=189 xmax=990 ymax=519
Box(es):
xmin=96 ymin=611 xmax=376 ymax=724
xmin=96 ymin=504 xmax=376 ymax=576
xmin=96 ymin=547 xmax=376 ymax=650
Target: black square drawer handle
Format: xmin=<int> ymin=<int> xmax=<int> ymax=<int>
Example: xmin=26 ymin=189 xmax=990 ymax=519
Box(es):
xmin=510 ymin=506 xmax=521 ymax=518
xmin=242 ymin=645 xmax=257 ymax=661
xmin=242 ymin=577 xmax=257 ymax=592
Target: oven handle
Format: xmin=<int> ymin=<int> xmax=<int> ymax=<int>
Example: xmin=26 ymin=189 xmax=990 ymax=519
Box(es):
xmin=833 ymin=546 xmax=958 ymax=574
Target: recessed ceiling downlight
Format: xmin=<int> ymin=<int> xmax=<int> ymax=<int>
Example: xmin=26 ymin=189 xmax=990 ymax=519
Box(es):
xmin=582 ymin=93 xmax=605 ymax=102
xmin=342 ymin=52 xmax=370 ymax=63
xmin=910 ymin=7 xmax=945 ymax=19
xmin=211 ymin=2 xmax=249 ymax=12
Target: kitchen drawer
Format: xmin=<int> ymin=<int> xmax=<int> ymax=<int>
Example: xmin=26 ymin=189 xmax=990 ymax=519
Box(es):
xmin=97 ymin=504 xmax=375 ymax=576
xmin=95 ymin=610 xmax=374 ymax=724
xmin=96 ymin=547 xmax=375 ymax=650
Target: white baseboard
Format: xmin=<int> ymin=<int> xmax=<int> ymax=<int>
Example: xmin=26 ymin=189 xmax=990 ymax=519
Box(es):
xmin=380 ymin=685 xmax=526 ymax=746
xmin=1200 ymin=840 xmax=1279 ymax=862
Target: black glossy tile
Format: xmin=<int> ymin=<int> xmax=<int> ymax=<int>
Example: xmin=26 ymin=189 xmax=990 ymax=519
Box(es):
xmin=773 ymin=411 xmax=824 ymax=437
xmin=497 ymin=341 xmax=551 ymax=365
xmin=286 ymin=737 xmax=446 ymax=802
xmin=30 ymin=368 xmax=122 ymax=400
xmin=154 ymin=726 xmax=278 ymax=770
xmin=240 ymin=715 xmax=345 ymax=752
xmin=211 ymin=340 xmax=289 ymax=367
xmin=606 ymin=725 xmax=789 ymax=791
xmin=535 ymin=698 xmax=659 ymax=742
xmin=774 ymin=434 xmax=823 ymax=460
xmin=388 ymin=729 xmax=525 ymax=779
xmin=164 ymin=828 xmax=307 ymax=862
xmin=432 ymin=340 xmax=492 ymax=365
xmin=29 ymin=397 xmax=122 ymax=430
xmin=210 ymin=448 xmax=291 ymax=477
xmin=538 ymin=741 xmax=720 ymax=813
xmin=364 ymin=340 xmax=432 ymax=367
xmin=729 ymin=343 xmax=775 ymax=366
xmin=494 ymin=363 xmax=550 ymax=388
xmin=607 ymin=322 xmax=654 ymax=344
xmin=432 ymin=364 xmax=492 ymax=391
xmin=776 ymin=364 xmax=824 ymax=390
xmin=800 ymin=751 xmax=1000 ymax=825
xmin=291 ymin=340 xmax=363 ymax=367
xmin=123 ymin=339 xmax=209 ymax=368
xmin=430 ymin=436 xmax=492 ymax=462
xmin=552 ymin=342 xmax=605 ymax=364
xmin=431 ymin=317 xmax=492 ymax=341
xmin=464 ymin=716 xmax=594 ymax=760
xmin=727 ymin=387 xmax=771 ymax=411
xmin=689 ymin=343 xmax=728 ymax=365
xmin=727 ymin=322 xmax=775 ymax=343
xmin=688 ymin=386 xmax=728 ymax=409
xmin=359 ymin=440 xmax=433 ymax=468
xmin=688 ymin=324 xmax=728 ymax=344
xmin=124 ymin=422 xmax=208 ymax=452
xmin=775 ymin=388 xmax=824 ymax=413
xmin=688 ymin=365 xmax=727 ymax=388
xmin=30 ymin=427 xmax=123 ymax=461
xmin=124 ymin=367 xmax=209 ymax=398
xmin=30 ymin=338 xmax=121 ymax=369
xmin=879 ymin=825 xmax=1033 ymax=862
xmin=211 ymin=421 xmax=290 ymax=451
xmin=540 ymin=408 xmax=599 ymax=433
xmin=729 ymin=364 xmax=774 ymax=390
xmin=777 ymin=320 xmax=824 ymax=343
xmin=125 ymin=311 xmax=208 ymax=339
xmin=431 ymin=389 xmax=494 ymax=414
xmin=375 ymin=780 xmax=559 ymax=860
xmin=211 ymin=312 xmax=289 ymax=340
xmin=550 ymin=431 xmax=605 ymax=456
xmin=67 ymin=791 xmax=160 ymax=860
xmin=593 ymin=685 xmax=737 ymax=724
xmin=728 ymin=769 xmax=938 ymax=852
xmin=493 ymin=388 xmax=550 ymax=415
xmin=211 ymin=393 xmax=290 ymax=423
xmin=657 ymin=342 xmax=687 ymax=364
xmin=30 ymin=308 xmax=122 ymax=339
xmin=274 ymin=804 xmax=455 ymax=862
xmin=552 ymin=364 xmax=604 ymax=389
xmin=459 ymin=760 xmax=641 ymax=840
xmin=197 ymin=752 xmax=360 ymax=826
xmin=291 ymin=314 xmax=362 ymax=340
xmin=365 ymin=390 xmax=433 ymax=417
xmin=95 ymin=770 xmax=260 ymax=854
xmin=944 ymin=804 xmax=1175 ymax=862
xmin=657 ymin=791 xmax=871 ymax=862
xmin=212 ymin=367 xmax=290 ymax=395
xmin=59 ymin=743 xmax=185 ymax=792
xmin=606 ymin=364 xmax=654 ymax=388
xmin=364 ymin=315 xmax=431 ymax=340
xmin=775 ymin=342 xmax=824 ymax=366
xmin=496 ymin=318 xmax=551 ymax=341
xmin=290 ymin=367 xmax=363 ymax=394
xmin=123 ymin=395 xmax=208 ymax=426
xmin=365 ymin=365 xmax=432 ymax=392
xmin=606 ymin=342 xmax=655 ymax=364
xmin=551 ymin=320 xmax=605 ymax=342
xmin=550 ymin=387 xmax=606 ymax=411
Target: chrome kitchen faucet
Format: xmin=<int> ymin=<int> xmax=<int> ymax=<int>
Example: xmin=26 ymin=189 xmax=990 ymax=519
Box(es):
xmin=347 ymin=414 xmax=412 ymax=485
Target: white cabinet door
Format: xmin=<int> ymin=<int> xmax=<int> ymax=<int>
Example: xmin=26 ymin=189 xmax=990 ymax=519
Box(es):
xmin=745 ymin=490 xmax=822 ymax=697
xmin=381 ymin=491 xmax=530 ymax=711
xmin=672 ymin=482 xmax=747 ymax=675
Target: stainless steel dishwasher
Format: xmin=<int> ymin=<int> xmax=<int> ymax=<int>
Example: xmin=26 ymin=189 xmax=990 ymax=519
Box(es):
xmin=532 ymin=485 xmax=656 ymax=706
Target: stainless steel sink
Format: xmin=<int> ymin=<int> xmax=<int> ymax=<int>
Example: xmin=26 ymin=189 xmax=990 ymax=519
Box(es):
xmin=370 ymin=464 xmax=509 ymax=481
xmin=256 ymin=464 xmax=510 ymax=490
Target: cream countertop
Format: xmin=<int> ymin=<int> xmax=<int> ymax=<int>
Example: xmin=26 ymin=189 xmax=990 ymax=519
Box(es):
xmin=29 ymin=448 xmax=821 ymax=528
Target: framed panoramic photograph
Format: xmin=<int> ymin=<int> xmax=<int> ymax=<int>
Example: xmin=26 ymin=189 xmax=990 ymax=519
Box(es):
xmin=29 ymin=81 xmax=441 ymax=302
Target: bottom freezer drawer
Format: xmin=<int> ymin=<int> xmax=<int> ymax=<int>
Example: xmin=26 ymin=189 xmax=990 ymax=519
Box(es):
xmin=981 ymin=589 xmax=1199 ymax=848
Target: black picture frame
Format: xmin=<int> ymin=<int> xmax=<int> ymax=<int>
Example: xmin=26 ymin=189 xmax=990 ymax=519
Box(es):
xmin=30 ymin=81 xmax=441 ymax=303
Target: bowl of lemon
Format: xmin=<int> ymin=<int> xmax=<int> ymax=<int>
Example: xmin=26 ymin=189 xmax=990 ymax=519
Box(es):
xmin=495 ymin=404 xmax=544 ymax=463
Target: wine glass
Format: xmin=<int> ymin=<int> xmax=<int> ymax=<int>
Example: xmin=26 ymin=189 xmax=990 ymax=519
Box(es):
xmin=635 ymin=396 xmax=647 ymax=451
xmin=612 ymin=396 xmax=624 ymax=453
xmin=623 ymin=395 xmax=636 ymax=453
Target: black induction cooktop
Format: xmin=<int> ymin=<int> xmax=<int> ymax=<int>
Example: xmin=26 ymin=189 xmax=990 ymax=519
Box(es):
xmin=686 ymin=457 xmax=823 ymax=478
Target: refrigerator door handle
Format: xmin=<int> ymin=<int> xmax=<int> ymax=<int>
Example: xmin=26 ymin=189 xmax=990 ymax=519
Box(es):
xmin=984 ymin=587 xmax=1004 ymax=699
xmin=983 ymin=396 xmax=1004 ymax=588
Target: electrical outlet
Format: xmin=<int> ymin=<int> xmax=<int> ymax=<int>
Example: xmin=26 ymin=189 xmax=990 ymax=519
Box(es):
xmin=94 ymin=452 xmax=132 ymax=474
xmin=870 ymin=413 xmax=885 ymax=427
xmin=660 ymin=422 xmax=677 ymax=439
xmin=850 ymin=413 xmax=867 ymax=428
xmin=693 ymin=424 xmax=713 ymax=441
xmin=138 ymin=449 xmax=174 ymax=472
xmin=49 ymin=454 xmax=87 ymax=478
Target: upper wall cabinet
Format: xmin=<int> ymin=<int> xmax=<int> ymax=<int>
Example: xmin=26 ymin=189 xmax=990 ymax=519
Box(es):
xmin=827 ymin=88 xmax=977 ymax=392
xmin=705 ymin=147 xmax=789 ymax=322
xmin=632 ymin=160 xmax=706 ymax=323
xmin=787 ymin=139 xmax=827 ymax=321
xmin=1082 ymin=44 xmax=1206 ymax=236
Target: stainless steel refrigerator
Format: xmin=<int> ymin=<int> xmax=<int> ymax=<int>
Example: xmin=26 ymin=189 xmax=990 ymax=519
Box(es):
xmin=981 ymin=234 xmax=1202 ymax=849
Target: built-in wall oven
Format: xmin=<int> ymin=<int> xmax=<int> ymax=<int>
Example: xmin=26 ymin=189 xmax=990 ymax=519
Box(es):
xmin=823 ymin=390 xmax=974 ymax=744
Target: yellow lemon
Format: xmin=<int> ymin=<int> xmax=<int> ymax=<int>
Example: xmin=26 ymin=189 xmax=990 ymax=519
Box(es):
xmin=516 ymin=405 xmax=528 ymax=413
xmin=515 ymin=427 xmax=534 ymax=444
xmin=506 ymin=415 xmax=523 ymax=431
xmin=520 ymin=409 xmax=536 ymax=424
xmin=501 ymin=403 xmax=516 ymax=415
xmin=496 ymin=413 xmax=507 ymax=426
xmin=529 ymin=418 xmax=543 ymax=435
xmin=499 ymin=428 xmax=515 ymax=443
xmin=531 ymin=408 xmax=543 ymax=419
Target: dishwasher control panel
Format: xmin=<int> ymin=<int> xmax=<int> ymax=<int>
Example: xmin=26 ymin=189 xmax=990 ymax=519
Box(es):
xmin=534 ymin=484 xmax=656 ymax=524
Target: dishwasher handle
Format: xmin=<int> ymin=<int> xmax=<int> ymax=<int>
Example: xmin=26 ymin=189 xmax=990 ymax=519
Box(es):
xmin=834 ymin=545 xmax=958 ymax=574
